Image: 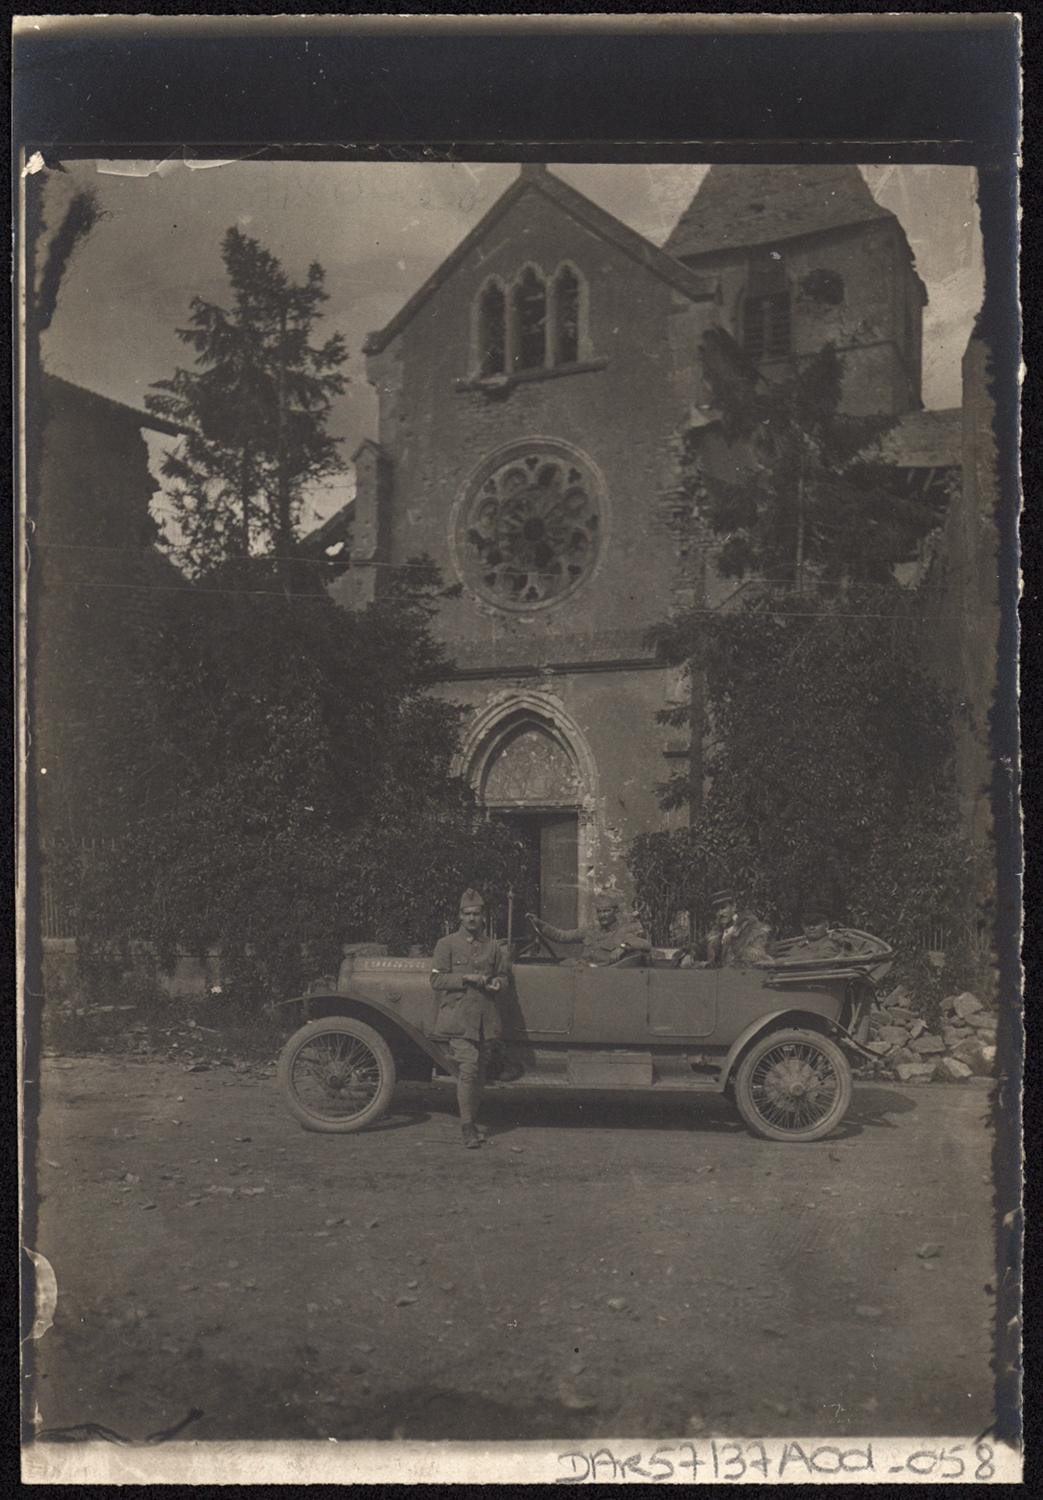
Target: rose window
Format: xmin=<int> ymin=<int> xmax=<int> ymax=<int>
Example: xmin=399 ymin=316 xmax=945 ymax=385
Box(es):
xmin=455 ymin=446 xmax=602 ymax=609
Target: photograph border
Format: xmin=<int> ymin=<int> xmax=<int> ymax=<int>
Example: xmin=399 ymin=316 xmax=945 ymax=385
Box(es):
xmin=14 ymin=14 xmax=1023 ymax=1486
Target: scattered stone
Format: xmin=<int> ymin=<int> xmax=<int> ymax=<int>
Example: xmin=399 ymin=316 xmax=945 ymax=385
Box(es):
xmin=887 ymin=1007 xmax=917 ymax=1025
xmin=917 ymin=1242 xmax=943 ymax=1259
xmin=970 ymin=1013 xmax=998 ymax=1032
xmin=875 ymin=1027 xmax=909 ymax=1045
xmin=865 ymin=1041 xmax=890 ymax=1055
xmin=366 ymin=1218 xmax=380 ymax=1230
xmin=912 ymin=1034 xmax=945 ymax=1054
xmin=141 ymin=1202 xmax=157 ymax=1211
xmin=909 ymin=1019 xmax=926 ymax=1040
xmin=855 ymin=1305 xmax=883 ymax=1319
xmin=395 ymin=1294 xmax=418 ymax=1307
xmin=953 ymin=993 xmax=983 ymax=1019
xmin=607 ymin=1297 xmax=628 ymax=1311
xmin=240 ymin=1186 xmax=266 ymax=1196
xmin=951 ymin=1041 xmax=993 ymax=1076
xmin=324 ymin=1217 xmax=345 ymax=1227
xmin=440 ymin=1282 xmax=455 ymax=1293
xmin=686 ymin=1415 xmax=707 ymax=1435
xmin=940 ymin=1056 xmax=973 ymax=1081
xmin=880 ymin=986 xmax=909 ymax=1008
xmin=896 ymin=1061 xmax=936 ymax=1083
xmin=406 ymin=1280 xmax=419 ymax=1289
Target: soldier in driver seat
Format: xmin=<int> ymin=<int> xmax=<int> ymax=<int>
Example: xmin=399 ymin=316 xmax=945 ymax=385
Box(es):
xmin=528 ymin=892 xmax=651 ymax=967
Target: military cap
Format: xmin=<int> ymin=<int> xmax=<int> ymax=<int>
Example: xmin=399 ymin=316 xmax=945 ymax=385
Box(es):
xmin=594 ymin=891 xmax=622 ymax=910
xmin=459 ymin=887 xmax=486 ymax=910
xmin=801 ymin=897 xmax=832 ymax=922
xmin=710 ymin=888 xmax=736 ymax=908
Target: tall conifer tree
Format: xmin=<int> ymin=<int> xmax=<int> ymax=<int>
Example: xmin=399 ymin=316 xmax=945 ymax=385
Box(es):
xmin=146 ymin=229 xmax=348 ymax=579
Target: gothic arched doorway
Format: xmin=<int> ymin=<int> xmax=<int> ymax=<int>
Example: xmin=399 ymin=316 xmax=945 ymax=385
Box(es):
xmin=461 ymin=697 xmax=597 ymax=935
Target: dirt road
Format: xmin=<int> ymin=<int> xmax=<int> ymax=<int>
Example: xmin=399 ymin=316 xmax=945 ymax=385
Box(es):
xmin=26 ymin=1054 xmax=996 ymax=1444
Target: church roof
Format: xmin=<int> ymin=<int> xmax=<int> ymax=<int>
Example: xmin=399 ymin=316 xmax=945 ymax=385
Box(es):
xmin=664 ymin=164 xmax=896 ymax=261
xmin=364 ymin=164 xmax=717 ymax=356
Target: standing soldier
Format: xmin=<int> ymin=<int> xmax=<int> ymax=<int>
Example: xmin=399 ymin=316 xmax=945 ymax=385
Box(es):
xmin=431 ymin=888 xmax=512 ymax=1149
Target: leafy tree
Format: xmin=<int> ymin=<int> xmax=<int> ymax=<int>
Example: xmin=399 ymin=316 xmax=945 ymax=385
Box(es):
xmin=629 ymin=335 xmax=990 ymax=1005
xmin=49 ymin=230 xmax=525 ymax=1005
xmin=145 ymin=228 xmax=348 ymax=578
xmin=59 ymin=560 xmax=525 ymax=1005
xmin=689 ymin=332 xmax=946 ymax=588
xmin=642 ymin=590 xmax=988 ymax=990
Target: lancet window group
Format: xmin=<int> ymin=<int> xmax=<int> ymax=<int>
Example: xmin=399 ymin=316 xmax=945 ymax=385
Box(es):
xmin=476 ymin=264 xmax=584 ymax=378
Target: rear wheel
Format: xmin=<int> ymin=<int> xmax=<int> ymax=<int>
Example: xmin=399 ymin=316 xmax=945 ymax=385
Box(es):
xmin=733 ymin=1027 xmax=852 ymax=1143
xmin=277 ymin=1017 xmax=396 ymax=1133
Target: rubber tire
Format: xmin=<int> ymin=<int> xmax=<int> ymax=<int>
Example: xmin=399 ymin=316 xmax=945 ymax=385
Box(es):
xmin=733 ymin=1027 xmax=852 ymax=1143
xmin=277 ymin=1017 xmax=396 ymax=1134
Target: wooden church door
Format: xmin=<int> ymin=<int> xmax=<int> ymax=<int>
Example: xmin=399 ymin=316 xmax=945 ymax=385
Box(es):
xmin=482 ymin=721 xmax=584 ymax=935
xmin=540 ymin=813 xmax=579 ymax=930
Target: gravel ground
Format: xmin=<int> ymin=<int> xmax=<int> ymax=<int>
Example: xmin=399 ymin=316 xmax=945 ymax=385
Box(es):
xmin=25 ymin=1052 xmax=997 ymax=1444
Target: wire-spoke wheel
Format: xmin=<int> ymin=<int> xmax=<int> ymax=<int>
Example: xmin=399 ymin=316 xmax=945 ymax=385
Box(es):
xmin=277 ymin=1017 xmax=396 ymax=1133
xmin=733 ymin=1028 xmax=852 ymax=1142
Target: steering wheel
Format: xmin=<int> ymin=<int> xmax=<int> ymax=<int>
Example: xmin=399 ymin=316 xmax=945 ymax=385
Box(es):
xmin=527 ymin=913 xmax=562 ymax=962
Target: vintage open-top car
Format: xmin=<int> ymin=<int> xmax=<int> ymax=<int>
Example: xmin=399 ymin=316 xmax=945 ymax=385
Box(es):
xmin=275 ymin=922 xmax=893 ymax=1143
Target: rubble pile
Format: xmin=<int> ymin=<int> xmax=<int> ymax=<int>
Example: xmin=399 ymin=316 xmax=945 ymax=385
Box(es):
xmin=864 ymin=988 xmax=997 ymax=1084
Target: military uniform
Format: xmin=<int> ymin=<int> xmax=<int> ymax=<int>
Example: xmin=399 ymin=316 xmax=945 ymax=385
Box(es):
xmin=774 ymin=928 xmax=875 ymax=963
xmin=431 ymin=917 xmax=510 ymax=1145
xmin=775 ymin=932 xmax=844 ymax=961
xmin=430 ymin=928 xmax=509 ymax=1041
xmin=707 ymin=910 xmax=774 ymax=967
xmin=539 ymin=914 xmax=651 ymax=966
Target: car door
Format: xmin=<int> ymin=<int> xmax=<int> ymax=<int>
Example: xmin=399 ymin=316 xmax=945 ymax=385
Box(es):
xmin=570 ymin=964 xmax=650 ymax=1044
xmin=646 ymin=965 xmax=717 ymax=1039
xmin=504 ymin=962 xmax=574 ymax=1037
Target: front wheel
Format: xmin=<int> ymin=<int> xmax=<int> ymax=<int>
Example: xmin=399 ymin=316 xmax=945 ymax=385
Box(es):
xmin=732 ymin=1028 xmax=852 ymax=1143
xmin=277 ymin=1017 xmax=396 ymax=1133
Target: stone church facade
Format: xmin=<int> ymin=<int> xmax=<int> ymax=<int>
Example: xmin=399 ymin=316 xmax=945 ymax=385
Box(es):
xmin=326 ymin=164 xmax=936 ymax=932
